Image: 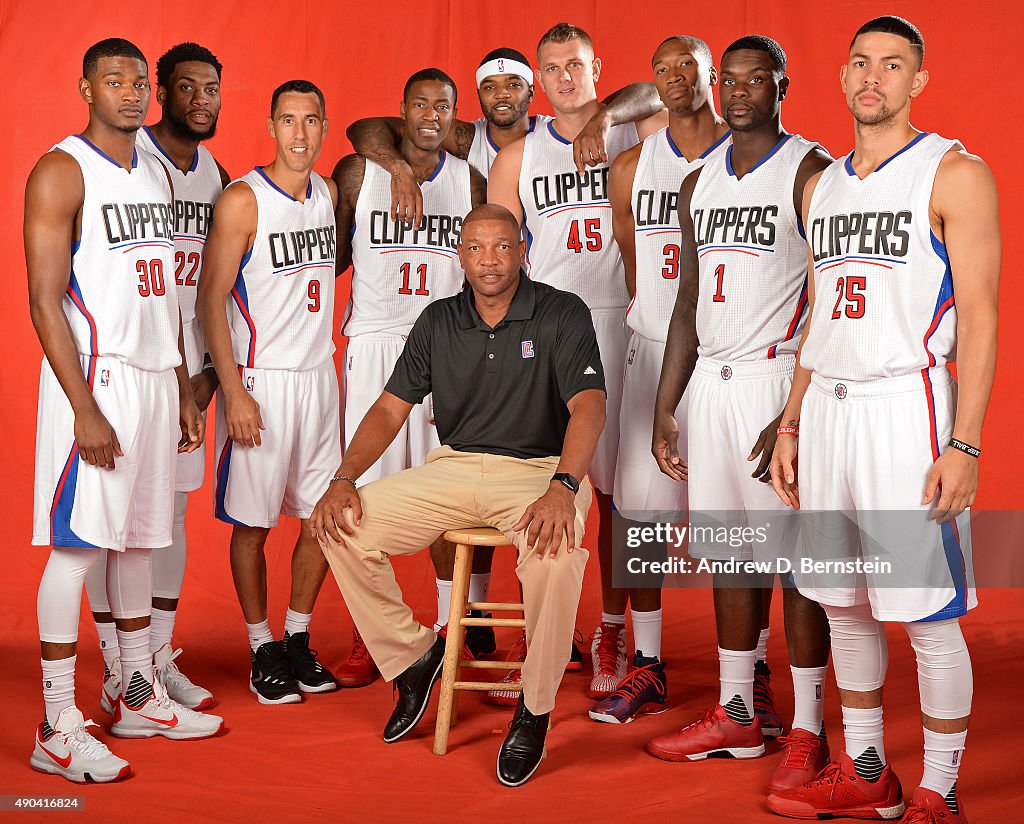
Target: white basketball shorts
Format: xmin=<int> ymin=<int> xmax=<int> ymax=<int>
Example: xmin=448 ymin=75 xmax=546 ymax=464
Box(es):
xmin=214 ymin=359 xmax=341 ymax=527
xmin=33 ymin=356 xmax=178 ymax=551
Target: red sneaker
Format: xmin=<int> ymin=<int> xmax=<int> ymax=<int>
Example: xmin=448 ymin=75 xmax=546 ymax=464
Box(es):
xmin=485 ymin=631 xmax=527 ymax=707
xmin=336 ymin=629 xmax=379 ymax=688
xmin=646 ymin=703 xmax=765 ymax=762
xmin=588 ymin=622 xmax=627 ymax=699
xmin=768 ymin=728 xmax=831 ymax=793
xmin=767 ymin=752 xmax=905 ymax=819
xmin=900 ymin=787 xmax=967 ymax=823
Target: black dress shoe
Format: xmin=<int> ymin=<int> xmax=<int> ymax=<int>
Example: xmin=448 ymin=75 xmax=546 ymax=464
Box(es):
xmin=383 ymin=635 xmax=446 ymax=743
xmin=496 ymin=695 xmax=550 ymax=787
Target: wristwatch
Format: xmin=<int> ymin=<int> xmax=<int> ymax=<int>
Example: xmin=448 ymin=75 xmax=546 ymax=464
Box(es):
xmin=552 ymin=472 xmax=580 ymax=495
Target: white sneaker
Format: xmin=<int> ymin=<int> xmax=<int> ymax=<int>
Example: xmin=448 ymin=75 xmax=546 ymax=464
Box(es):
xmin=30 ymin=706 xmax=130 ymax=783
xmin=99 ymin=658 xmax=121 ymax=716
xmin=154 ymin=644 xmax=216 ymax=710
xmin=588 ymin=622 xmax=628 ymax=699
xmin=110 ymin=675 xmax=223 ymax=740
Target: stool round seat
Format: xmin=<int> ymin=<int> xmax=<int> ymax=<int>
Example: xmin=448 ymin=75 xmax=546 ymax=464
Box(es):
xmin=443 ymin=527 xmax=507 ymax=546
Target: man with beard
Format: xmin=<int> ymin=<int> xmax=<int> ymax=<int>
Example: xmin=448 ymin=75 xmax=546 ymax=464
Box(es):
xmin=768 ymin=17 xmax=999 ymax=822
xmin=329 ymin=69 xmax=485 ymax=686
xmin=85 ymin=41 xmax=228 ymax=716
xmin=646 ymin=36 xmax=834 ymax=796
xmin=26 ymin=38 xmax=221 ymax=783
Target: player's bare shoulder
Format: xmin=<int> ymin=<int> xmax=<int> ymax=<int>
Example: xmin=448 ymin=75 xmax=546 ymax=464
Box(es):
xmin=211 ymin=177 xmax=258 ymax=230
xmin=610 ymin=142 xmax=643 ymax=180
xmin=932 ymin=145 xmax=998 ymax=216
xmin=25 ymin=148 xmax=85 ymax=211
xmin=331 ymin=153 xmax=366 ymax=201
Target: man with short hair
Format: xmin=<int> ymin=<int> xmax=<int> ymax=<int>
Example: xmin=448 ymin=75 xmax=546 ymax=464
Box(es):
xmin=330 ymin=68 xmax=485 ymax=687
xmin=312 ymin=203 xmax=606 ymax=787
xmin=768 ymin=17 xmax=999 ymax=822
xmin=26 ymin=37 xmax=222 ymax=783
xmin=489 ymin=21 xmax=667 ymax=701
xmin=197 ymin=79 xmax=341 ymax=705
xmin=86 ymin=40 xmax=229 ymax=715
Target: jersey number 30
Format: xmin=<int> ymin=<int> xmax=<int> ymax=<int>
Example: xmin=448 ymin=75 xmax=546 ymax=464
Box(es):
xmin=136 ymin=259 xmax=166 ymax=297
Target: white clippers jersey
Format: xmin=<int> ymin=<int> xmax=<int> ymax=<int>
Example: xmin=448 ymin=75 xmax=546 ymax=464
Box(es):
xmin=136 ymin=126 xmax=223 ymax=330
xmin=229 ymin=169 xmax=336 ymax=371
xmin=691 ymin=133 xmax=818 ymax=361
xmin=628 ymin=128 xmax=731 ymax=342
xmin=520 ymin=120 xmax=639 ymax=310
xmin=344 ymin=153 xmax=471 ymax=338
xmin=467 ymin=114 xmax=551 ymax=178
xmin=802 ymin=133 xmax=961 ymax=382
xmin=53 ymin=135 xmax=180 ymax=373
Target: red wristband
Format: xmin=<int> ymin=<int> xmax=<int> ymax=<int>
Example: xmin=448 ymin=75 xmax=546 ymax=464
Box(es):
xmin=777 ymin=426 xmax=799 ymax=438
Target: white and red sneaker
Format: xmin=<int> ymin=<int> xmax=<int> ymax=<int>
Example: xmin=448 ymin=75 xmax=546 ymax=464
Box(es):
xmin=589 ymin=622 xmax=627 ymax=699
xmin=99 ymin=658 xmax=121 ymax=716
xmin=111 ymin=676 xmax=223 ymax=740
xmin=767 ymin=752 xmax=905 ymax=819
xmin=769 ymin=728 xmax=831 ymax=792
xmin=485 ymin=632 xmax=527 ymax=707
xmin=30 ymin=707 xmax=130 ymax=783
xmin=900 ymin=787 xmax=967 ymax=823
xmin=154 ymin=644 xmax=216 ymax=710
xmin=646 ymin=703 xmax=765 ymax=761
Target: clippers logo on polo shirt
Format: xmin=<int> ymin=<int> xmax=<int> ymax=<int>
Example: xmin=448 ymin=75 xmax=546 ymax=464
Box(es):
xmin=521 ymin=340 xmax=535 ymax=358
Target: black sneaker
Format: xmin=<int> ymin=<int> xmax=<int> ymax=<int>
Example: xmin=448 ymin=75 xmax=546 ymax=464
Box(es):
xmin=567 ymin=629 xmax=585 ymax=672
xmin=250 ymin=640 xmax=301 ymax=705
xmin=283 ymin=632 xmax=339 ymax=694
xmin=383 ymin=635 xmax=445 ymax=743
xmin=466 ymin=610 xmax=497 ymax=658
xmin=497 ymin=694 xmax=549 ymax=787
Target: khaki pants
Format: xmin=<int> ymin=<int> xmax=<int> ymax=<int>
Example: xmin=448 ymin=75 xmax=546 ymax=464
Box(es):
xmin=321 ymin=446 xmax=592 ymax=715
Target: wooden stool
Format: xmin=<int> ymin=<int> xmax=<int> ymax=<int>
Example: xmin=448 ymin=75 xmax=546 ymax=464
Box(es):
xmin=433 ymin=527 xmax=524 ymax=756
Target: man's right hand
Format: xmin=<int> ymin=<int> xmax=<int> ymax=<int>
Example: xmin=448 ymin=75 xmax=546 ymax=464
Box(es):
xmin=310 ymin=479 xmax=363 ymax=545
xmin=652 ymin=410 xmax=686 ymax=481
xmin=224 ymin=388 xmax=265 ymax=447
xmin=386 ymin=159 xmax=423 ymax=227
xmin=75 ymin=405 xmax=123 ymax=469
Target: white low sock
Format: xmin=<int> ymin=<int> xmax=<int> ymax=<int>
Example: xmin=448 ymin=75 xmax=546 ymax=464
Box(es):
xmin=755 ymin=627 xmax=770 ymax=663
xmin=601 ymin=612 xmax=626 ymax=626
xmin=718 ymin=647 xmax=756 ymax=725
xmin=630 ymin=608 xmax=662 ymax=660
xmin=149 ymin=607 xmax=176 ymax=654
xmin=468 ymin=573 xmax=491 ymax=606
xmin=920 ymin=728 xmax=966 ymax=813
xmin=843 ymin=705 xmax=886 ymax=781
xmin=42 ymin=656 xmax=76 ymax=727
xmin=96 ymin=621 xmax=119 ymax=672
xmin=117 ymin=626 xmax=153 ymax=709
xmin=247 ymin=620 xmax=274 ymax=652
xmin=283 ymin=608 xmax=312 ymax=637
xmin=435 ymin=578 xmax=453 ymax=631
xmin=791 ymin=665 xmax=827 ymax=736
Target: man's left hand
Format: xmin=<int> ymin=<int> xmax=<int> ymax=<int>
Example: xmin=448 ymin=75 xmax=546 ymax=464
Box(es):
xmin=514 ymin=483 xmax=578 ymax=559
xmin=748 ymin=412 xmax=784 ymax=483
xmin=923 ymin=448 xmax=978 ymax=522
xmin=190 ymin=367 xmax=218 ymax=412
xmin=178 ymin=395 xmax=205 ymax=453
xmin=572 ymin=107 xmax=611 ymax=173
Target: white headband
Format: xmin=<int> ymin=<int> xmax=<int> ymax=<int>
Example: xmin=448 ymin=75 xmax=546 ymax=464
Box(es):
xmin=475 ymin=57 xmax=534 ymax=88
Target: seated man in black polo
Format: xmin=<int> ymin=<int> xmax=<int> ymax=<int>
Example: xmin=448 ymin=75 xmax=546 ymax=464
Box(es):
xmin=311 ymin=203 xmax=606 ymax=787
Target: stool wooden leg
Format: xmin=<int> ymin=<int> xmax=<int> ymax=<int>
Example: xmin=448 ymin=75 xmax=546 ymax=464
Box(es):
xmin=433 ymin=543 xmax=473 ymax=756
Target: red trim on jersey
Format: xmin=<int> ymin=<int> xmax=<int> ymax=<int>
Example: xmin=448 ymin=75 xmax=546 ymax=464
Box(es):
xmin=230 ymin=288 xmax=257 ymax=368
xmin=768 ymin=284 xmax=808 ymax=359
xmin=923 ymin=296 xmax=956 ymax=368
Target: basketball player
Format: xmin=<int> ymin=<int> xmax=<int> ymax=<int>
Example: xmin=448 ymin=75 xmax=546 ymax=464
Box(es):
xmin=86 ymin=41 xmax=228 ymax=715
xmin=488 ymin=22 xmax=666 ymax=701
xmin=26 ymin=38 xmax=223 ymax=783
xmin=196 ymin=80 xmax=341 ymax=704
xmin=588 ymin=35 xmax=729 ymax=725
xmin=645 ymin=36 xmax=833 ymax=793
xmin=330 ymin=68 xmax=485 ymax=686
xmin=767 ymin=17 xmax=999 ymax=822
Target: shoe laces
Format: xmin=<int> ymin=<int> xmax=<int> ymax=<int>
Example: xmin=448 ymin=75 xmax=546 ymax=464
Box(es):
xmin=900 ymin=806 xmax=942 ymax=823
xmin=153 ymin=678 xmax=204 ymax=721
xmin=64 ymin=719 xmax=113 ymax=760
xmin=157 ymin=648 xmax=194 ymax=689
xmin=288 ymin=635 xmax=324 ymax=671
xmin=803 ymin=761 xmax=851 ymax=797
xmin=594 ymin=626 xmax=625 ymax=677
xmin=607 ymin=664 xmax=665 ymax=702
xmin=777 ymin=733 xmax=822 ymax=768
xmin=348 ymin=631 xmax=370 ymax=662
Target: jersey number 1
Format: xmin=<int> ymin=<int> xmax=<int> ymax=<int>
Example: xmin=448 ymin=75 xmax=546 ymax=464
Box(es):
xmin=399 ymin=262 xmax=429 ymax=296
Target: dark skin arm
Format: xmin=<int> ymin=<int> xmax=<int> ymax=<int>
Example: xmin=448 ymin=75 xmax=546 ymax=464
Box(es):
xmin=468 ymin=164 xmax=487 ymax=207
xmin=573 ymin=82 xmax=668 ymax=172
xmin=652 ymin=167 xmax=703 ymax=481
xmin=609 ymin=144 xmax=641 ymax=297
xmin=746 ymin=147 xmax=833 ymax=481
xmin=330 ymin=154 xmax=366 ymax=275
xmin=514 ymin=388 xmax=606 ymax=558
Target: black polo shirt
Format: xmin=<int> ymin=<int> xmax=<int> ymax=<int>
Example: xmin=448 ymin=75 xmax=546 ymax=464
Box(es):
xmin=384 ymin=274 xmax=606 ymax=460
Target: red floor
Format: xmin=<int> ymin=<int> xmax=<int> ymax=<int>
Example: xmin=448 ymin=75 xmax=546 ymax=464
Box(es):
xmin=2 ymin=512 xmax=1022 ymax=823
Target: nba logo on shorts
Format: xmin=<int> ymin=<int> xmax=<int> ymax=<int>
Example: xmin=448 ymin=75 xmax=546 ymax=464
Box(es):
xmin=720 ymin=365 xmax=732 ymax=381
xmin=522 ymin=340 xmax=535 ymax=358
xmin=835 ymin=383 xmax=848 ymax=400
xmin=627 ymin=348 xmax=635 ymax=365
xmin=246 ymin=375 xmax=255 ymax=392
xmin=99 ymin=368 xmax=110 ymax=387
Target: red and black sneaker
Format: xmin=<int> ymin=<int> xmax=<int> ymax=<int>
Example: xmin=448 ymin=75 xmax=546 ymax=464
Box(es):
xmin=754 ymin=660 xmax=784 ymax=738
xmin=589 ymin=653 xmax=668 ymax=724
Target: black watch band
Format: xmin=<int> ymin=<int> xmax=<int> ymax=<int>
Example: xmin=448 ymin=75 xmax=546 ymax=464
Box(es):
xmin=552 ymin=472 xmax=580 ymax=495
